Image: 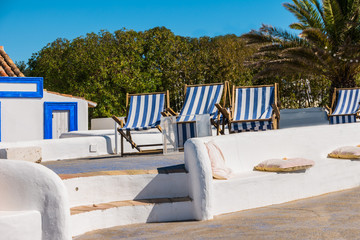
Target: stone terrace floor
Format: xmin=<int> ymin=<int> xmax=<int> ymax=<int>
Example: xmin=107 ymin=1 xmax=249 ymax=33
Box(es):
xmin=74 ymin=186 xmax=360 ymax=240
xmin=41 ymin=153 xmax=360 ymax=239
xmin=42 ymin=152 xmax=185 ymax=175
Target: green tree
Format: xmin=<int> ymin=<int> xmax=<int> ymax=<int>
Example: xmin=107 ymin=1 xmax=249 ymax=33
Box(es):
xmin=242 ymin=0 xmax=360 ymax=103
xmin=27 ymin=27 xmax=256 ymax=118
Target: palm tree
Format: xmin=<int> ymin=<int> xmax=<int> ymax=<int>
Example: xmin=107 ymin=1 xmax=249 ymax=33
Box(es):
xmin=242 ymin=0 xmax=360 ymax=90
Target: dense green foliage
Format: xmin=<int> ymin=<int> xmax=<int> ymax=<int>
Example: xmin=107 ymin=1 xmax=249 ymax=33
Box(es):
xmin=28 ymin=27 xmax=255 ymax=118
xmin=242 ymin=0 xmax=360 ymax=106
xmin=28 ymin=1 xmax=358 ymax=118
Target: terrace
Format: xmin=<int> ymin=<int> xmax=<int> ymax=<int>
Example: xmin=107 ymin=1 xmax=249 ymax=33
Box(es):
xmin=5 ymin=105 xmax=355 ymax=239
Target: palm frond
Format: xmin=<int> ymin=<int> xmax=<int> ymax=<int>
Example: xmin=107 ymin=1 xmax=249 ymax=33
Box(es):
xmin=301 ymin=28 xmax=329 ymax=47
xmin=260 ymin=25 xmax=306 ymax=45
xmin=241 ymin=30 xmax=274 ymax=45
xmin=283 ymin=0 xmax=323 ymax=30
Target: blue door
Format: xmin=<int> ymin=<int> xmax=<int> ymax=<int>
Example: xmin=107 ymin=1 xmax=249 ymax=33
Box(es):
xmin=44 ymin=102 xmax=78 ymax=139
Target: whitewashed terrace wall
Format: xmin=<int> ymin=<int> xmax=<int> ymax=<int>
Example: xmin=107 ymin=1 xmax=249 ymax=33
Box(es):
xmin=0 ymin=160 xmax=71 ymax=240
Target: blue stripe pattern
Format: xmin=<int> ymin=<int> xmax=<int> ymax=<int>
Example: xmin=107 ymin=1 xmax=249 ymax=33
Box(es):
xmin=329 ymin=89 xmax=360 ymax=124
xmin=123 ymin=93 xmax=165 ymax=131
xmin=329 ymin=115 xmax=356 ymax=124
xmin=231 ymin=86 xmax=275 ymax=132
xmin=176 ymin=84 xmax=224 ymax=147
xmin=176 ymin=122 xmax=196 ymax=148
xmin=177 ymin=84 xmax=224 ymax=122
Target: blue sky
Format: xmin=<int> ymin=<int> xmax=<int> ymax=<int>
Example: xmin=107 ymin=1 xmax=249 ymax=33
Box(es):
xmin=1 ymin=0 xmax=297 ymax=63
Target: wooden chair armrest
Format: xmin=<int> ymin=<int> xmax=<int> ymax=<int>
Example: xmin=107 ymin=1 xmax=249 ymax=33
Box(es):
xmin=161 ymin=111 xmax=171 ymax=117
xmin=112 ymin=115 xmax=124 ymax=128
xmin=215 ymin=103 xmax=231 ymax=120
xmin=325 ymin=105 xmax=332 ymax=115
xmin=166 ymin=107 xmax=178 ymax=116
xmin=272 ymin=104 xmax=280 ymax=119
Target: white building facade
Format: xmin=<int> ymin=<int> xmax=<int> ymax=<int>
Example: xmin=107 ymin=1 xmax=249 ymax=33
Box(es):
xmin=0 ymin=77 xmax=96 ymax=142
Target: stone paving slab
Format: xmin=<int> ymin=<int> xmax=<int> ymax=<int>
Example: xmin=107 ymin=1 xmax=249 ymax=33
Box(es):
xmin=71 ymin=197 xmax=191 ymax=215
xmin=41 ymin=153 xmax=184 ymax=175
xmin=74 ymin=186 xmax=360 ymax=240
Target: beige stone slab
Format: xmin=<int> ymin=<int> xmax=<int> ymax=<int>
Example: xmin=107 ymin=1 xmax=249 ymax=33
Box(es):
xmin=59 ymin=168 xmax=187 ymax=180
xmin=70 ymin=197 xmax=192 ymax=215
xmin=0 ymin=146 xmax=42 ymax=163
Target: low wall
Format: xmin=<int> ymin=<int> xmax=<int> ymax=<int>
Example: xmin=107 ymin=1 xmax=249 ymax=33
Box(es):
xmin=0 ymin=160 xmax=71 ymax=240
xmin=0 ymin=135 xmax=116 ymax=162
xmin=184 ymin=123 xmax=360 ymax=220
xmin=279 ymin=107 xmax=328 ymax=128
xmin=0 ymin=128 xmax=164 ymax=161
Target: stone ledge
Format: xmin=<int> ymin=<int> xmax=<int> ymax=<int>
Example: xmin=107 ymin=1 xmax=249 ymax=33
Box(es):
xmin=0 ymin=146 xmax=42 ymax=163
xmin=71 ymin=197 xmax=192 ymax=215
xmin=59 ymin=167 xmax=187 ymax=180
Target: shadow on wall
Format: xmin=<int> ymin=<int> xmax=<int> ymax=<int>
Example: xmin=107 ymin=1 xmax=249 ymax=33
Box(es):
xmin=133 ymin=165 xmax=194 ymax=223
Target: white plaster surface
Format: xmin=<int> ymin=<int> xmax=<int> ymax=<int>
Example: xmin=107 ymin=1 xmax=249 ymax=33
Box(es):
xmin=0 ymin=160 xmax=71 ymax=240
xmin=62 ymin=128 xmax=163 ymax=155
xmin=0 ymin=210 xmax=41 ymax=240
xmin=71 ymin=201 xmax=193 ymax=237
xmin=60 ymin=129 xmax=115 ymax=137
xmin=184 ymin=123 xmax=360 ymax=220
xmin=0 ymin=91 xmax=89 ymax=142
xmin=91 ymin=117 xmax=125 ymax=130
xmin=65 ymin=173 xmax=189 ymax=207
xmin=0 ymin=128 xmax=165 ymax=161
xmin=0 ymin=135 xmax=116 ymax=161
xmin=0 ymin=82 xmax=37 ymax=91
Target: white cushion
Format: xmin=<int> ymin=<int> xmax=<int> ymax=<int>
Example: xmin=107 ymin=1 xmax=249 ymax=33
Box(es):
xmin=254 ymin=158 xmax=315 ymax=172
xmin=328 ymin=146 xmax=360 ymax=159
xmin=205 ymin=141 xmax=232 ymax=179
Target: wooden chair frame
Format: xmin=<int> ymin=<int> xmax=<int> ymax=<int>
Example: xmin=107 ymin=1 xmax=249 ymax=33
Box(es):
xmin=112 ymin=90 xmax=170 ymax=156
xmin=215 ymin=83 xmax=280 ymax=133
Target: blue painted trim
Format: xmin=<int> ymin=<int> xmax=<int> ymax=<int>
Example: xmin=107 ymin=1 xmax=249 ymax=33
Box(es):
xmin=0 ymin=77 xmax=43 ymax=98
xmin=44 ymin=102 xmax=78 ymax=139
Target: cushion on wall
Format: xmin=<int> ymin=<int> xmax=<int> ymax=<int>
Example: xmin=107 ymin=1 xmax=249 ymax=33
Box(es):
xmin=205 ymin=141 xmax=232 ymax=180
xmin=328 ymin=146 xmax=360 ymax=159
xmin=254 ymin=158 xmax=315 ymax=172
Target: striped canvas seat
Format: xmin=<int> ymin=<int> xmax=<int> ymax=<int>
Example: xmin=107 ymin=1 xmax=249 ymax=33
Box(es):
xmin=177 ymin=84 xmax=224 ymax=122
xmin=123 ymin=93 xmax=165 ymax=131
xmin=113 ymin=91 xmax=169 ymax=156
xmin=329 ymin=89 xmax=360 ymax=124
xmin=231 ymin=85 xmax=275 ymax=132
xmin=176 ymin=84 xmax=225 ymax=147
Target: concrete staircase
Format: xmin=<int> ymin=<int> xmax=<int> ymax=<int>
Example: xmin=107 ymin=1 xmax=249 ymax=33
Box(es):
xmin=59 ymin=166 xmax=193 ymax=237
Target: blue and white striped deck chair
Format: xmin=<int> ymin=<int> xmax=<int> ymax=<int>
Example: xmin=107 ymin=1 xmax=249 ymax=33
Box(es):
xmin=112 ymin=91 xmax=169 ymax=155
xmin=328 ymin=88 xmax=360 ymax=124
xmin=175 ymin=83 xmax=227 ymax=148
xmin=225 ymin=84 xmax=280 ymax=133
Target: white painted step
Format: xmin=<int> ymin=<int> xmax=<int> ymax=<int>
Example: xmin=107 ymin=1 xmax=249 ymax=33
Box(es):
xmin=0 ymin=211 xmax=42 ymax=240
xmin=70 ymin=197 xmax=193 ymax=237
xmin=62 ymin=170 xmax=189 ymax=207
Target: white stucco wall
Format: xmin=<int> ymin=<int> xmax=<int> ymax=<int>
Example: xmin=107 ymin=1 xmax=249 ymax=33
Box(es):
xmin=91 ymin=117 xmax=125 ymax=130
xmin=0 ymin=160 xmax=71 ymax=240
xmin=0 ymin=92 xmax=89 ymax=142
xmin=184 ymin=123 xmax=360 ymax=220
xmin=0 ymin=211 xmax=42 ymax=240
